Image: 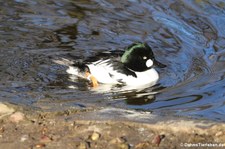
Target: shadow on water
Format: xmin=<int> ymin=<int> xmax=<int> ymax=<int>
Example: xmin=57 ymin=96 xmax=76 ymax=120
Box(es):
xmin=1 ymin=0 xmax=225 ymax=121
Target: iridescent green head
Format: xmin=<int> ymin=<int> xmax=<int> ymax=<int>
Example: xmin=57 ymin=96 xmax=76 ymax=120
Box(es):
xmin=121 ymin=42 xmax=166 ymax=72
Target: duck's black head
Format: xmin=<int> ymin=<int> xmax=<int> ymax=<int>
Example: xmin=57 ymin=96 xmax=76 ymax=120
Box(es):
xmin=121 ymin=42 xmax=166 ymax=72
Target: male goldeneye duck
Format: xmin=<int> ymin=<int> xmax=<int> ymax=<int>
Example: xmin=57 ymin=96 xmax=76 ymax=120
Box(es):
xmin=66 ymin=42 xmax=166 ymax=87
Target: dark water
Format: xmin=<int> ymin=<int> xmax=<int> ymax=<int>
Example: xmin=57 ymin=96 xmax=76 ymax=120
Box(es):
xmin=1 ymin=0 xmax=225 ymax=121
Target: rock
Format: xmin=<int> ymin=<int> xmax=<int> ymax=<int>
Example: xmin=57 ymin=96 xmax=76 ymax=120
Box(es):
xmin=91 ymin=132 xmax=100 ymax=141
xmin=0 ymin=103 xmax=15 ymax=119
xmin=9 ymin=112 xmax=25 ymax=123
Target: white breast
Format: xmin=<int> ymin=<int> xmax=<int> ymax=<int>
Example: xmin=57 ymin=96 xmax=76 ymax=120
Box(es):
xmin=121 ymin=68 xmax=159 ymax=86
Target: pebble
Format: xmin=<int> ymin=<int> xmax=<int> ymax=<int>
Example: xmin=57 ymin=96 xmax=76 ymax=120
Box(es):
xmin=51 ymin=134 xmax=61 ymax=141
xmin=91 ymin=132 xmax=100 ymax=141
xmin=77 ymin=142 xmax=87 ymax=149
xmin=109 ymin=137 xmax=129 ymax=149
xmin=118 ymin=143 xmax=130 ymax=149
xmin=35 ymin=143 xmax=46 ymax=148
xmin=135 ymin=142 xmax=150 ymax=149
xmin=0 ymin=127 xmax=4 ymax=133
xmin=110 ymin=137 xmax=126 ymax=144
xmin=215 ymin=131 xmax=223 ymax=137
xmin=40 ymin=135 xmax=52 ymax=143
xmin=9 ymin=112 xmax=25 ymax=123
xmin=20 ymin=134 xmax=29 ymax=142
xmin=118 ymin=137 xmax=127 ymax=143
xmin=151 ymin=135 xmax=165 ymax=146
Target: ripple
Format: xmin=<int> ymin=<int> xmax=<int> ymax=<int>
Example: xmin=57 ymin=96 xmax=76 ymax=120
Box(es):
xmin=53 ymin=0 xmax=225 ymax=121
xmin=1 ymin=0 xmax=225 ymax=122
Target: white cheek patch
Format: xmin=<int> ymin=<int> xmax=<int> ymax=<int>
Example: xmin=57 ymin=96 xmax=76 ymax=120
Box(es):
xmin=146 ymin=59 xmax=153 ymax=68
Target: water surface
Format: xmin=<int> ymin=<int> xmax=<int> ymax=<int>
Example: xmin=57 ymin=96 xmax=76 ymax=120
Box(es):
xmin=1 ymin=0 xmax=225 ymax=121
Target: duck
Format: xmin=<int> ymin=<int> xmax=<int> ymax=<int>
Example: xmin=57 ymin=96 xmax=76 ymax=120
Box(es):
xmin=66 ymin=42 xmax=166 ymax=88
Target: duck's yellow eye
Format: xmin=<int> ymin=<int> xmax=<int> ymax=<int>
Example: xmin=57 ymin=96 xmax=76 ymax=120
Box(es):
xmin=143 ymin=56 xmax=147 ymax=60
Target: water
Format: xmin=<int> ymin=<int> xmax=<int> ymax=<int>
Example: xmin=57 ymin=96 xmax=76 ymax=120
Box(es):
xmin=1 ymin=0 xmax=225 ymax=121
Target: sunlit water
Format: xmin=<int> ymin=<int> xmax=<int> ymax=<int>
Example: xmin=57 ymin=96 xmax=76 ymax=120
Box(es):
xmin=1 ymin=0 xmax=225 ymax=121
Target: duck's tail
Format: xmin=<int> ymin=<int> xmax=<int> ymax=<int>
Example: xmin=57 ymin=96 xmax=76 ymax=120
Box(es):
xmin=53 ymin=58 xmax=88 ymax=79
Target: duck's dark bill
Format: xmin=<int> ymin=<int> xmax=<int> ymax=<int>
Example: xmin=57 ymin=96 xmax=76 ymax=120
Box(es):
xmin=154 ymin=59 xmax=166 ymax=68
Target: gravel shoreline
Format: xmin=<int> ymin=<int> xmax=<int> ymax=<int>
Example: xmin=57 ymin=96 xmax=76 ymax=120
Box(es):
xmin=0 ymin=102 xmax=224 ymax=149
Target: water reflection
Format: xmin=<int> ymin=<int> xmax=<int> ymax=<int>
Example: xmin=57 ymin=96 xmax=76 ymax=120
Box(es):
xmin=0 ymin=0 xmax=225 ymax=121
